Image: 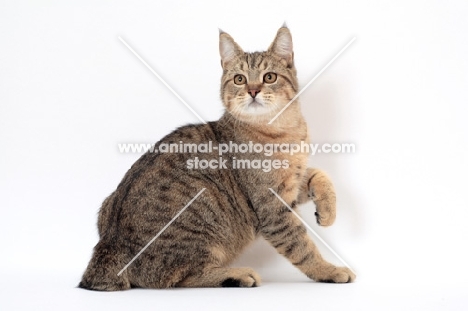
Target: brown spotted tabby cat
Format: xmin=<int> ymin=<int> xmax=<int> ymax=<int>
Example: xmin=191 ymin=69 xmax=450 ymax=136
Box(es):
xmin=79 ymin=26 xmax=355 ymax=290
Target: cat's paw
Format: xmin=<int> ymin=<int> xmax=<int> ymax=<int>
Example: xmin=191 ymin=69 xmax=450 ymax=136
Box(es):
xmin=310 ymin=185 xmax=336 ymax=226
xmin=307 ymin=169 xmax=336 ymax=226
xmin=221 ymin=268 xmax=261 ymax=288
xmin=314 ymin=208 xmax=335 ymax=226
xmin=318 ymin=267 xmax=356 ymax=283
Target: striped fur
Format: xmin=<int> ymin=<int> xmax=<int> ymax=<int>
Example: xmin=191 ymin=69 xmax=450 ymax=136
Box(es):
xmin=79 ymin=27 xmax=355 ymax=290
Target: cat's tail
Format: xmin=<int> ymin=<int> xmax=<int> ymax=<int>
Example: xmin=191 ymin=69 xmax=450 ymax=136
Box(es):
xmin=78 ymin=240 xmax=131 ymax=291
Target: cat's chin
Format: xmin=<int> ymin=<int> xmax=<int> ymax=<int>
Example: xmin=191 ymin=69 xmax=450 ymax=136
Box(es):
xmin=234 ymin=110 xmax=275 ymax=124
xmin=248 ymin=101 xmax=263 ymax=109
xmin=242 ymin=99 xmax=272 ymax=115
xmin=246 ymin=103 xmax=268 ymax=114
xmin=243 ymin=107 xmax=272 ymax=118
xmin=227 ymin=99 xmax=287 ymax=123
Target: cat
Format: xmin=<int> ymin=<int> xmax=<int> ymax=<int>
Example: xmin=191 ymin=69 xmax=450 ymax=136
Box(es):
xmin=79 ymin=26 xmax=355 ymax=290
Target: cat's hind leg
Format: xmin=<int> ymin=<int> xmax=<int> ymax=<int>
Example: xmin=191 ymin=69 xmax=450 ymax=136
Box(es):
xmin=178 ymin=266 xmax=261 ymax=288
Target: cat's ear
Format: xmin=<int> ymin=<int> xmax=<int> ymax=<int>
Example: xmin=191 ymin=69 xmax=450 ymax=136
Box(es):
xmin=268 ymin=27 xmax=294 ymax=67
xmin=219 ymin=30 xmax=244 ymax=69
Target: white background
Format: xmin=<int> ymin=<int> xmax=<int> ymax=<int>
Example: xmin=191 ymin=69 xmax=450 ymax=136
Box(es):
xmin=1 ymin=0 xmax=468 ymax=310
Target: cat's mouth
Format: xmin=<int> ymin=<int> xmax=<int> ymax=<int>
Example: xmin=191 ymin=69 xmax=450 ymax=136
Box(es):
xmin=241 ymin=98 xmax=271 ymax=116
xmin=246 ymin=97 xmax=266 ymax=108
xmin=248 ymin=100 xmax=264 ymax=108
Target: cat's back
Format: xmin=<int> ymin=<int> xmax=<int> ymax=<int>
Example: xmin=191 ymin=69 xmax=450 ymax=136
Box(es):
xmin=97 ymin=122 xmax=218 ymax=233
xmin=98 ymin=120 xmax=255 ymax=244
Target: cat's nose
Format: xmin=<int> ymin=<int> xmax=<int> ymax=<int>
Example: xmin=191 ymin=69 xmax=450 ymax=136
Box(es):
xmin=248 ymin=89 xmax=260 ymax=98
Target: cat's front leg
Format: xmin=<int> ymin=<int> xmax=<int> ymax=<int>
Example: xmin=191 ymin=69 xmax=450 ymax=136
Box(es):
xmin=258 ymin=202 xmax=355 ymax=283
xmin=296 ymin=168 xmax=336 ymax=226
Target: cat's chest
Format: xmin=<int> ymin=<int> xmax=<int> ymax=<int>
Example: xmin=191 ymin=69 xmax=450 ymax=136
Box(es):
xmin=255 ymin=133 xmax=309 ymax=182
xmin=228 ymin=122 xmax=310 ymax=199
xmin=269 ymin=133 xmax=310 ymax=203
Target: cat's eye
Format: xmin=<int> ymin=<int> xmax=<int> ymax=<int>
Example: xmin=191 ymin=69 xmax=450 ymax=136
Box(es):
xmin=263 ymin=72 xmax=277 ymax=84
xmin=234 ymin=74 xmax=246 ymax=85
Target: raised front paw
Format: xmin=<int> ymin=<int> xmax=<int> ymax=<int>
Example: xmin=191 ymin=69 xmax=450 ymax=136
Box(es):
xmin=313 ymin=197 xmax=336 ymax=226
xmin=317 ymin=266 xmax=356 ymax=283
xmin=305 ymin=168 xmax=337 ymax=226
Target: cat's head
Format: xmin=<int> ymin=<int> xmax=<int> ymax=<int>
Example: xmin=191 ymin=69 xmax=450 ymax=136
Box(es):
xmin=219 ymin=27 xmax=299 ymax=123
